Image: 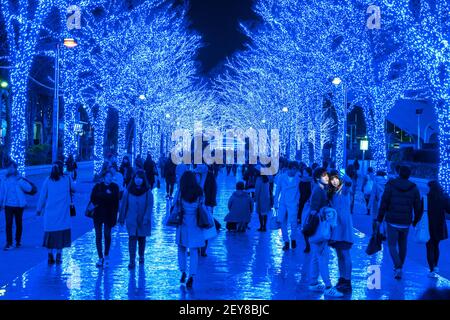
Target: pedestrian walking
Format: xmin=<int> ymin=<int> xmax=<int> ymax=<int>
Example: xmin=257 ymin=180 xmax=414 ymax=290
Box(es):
xmin=0 ymin=161 xmax=34 ymax=250
xmin=144 ymin=152 xmax=159 ymax=189
xmin=118 ymin=170 xmax=153 ymax=270
xmin=164 ymin=157 xmax=177 ymax=199
xmin=345 ymin=164 xmax=357 ymax=214
xmin=226 ymin=181 xmax=253 ymax=232
xmin=243 ymin=164 xmax=258 ymax=198
xmin=200 ymin=165 xmax=217 ymax=256
xmin=110 ymin=163 xmax=124 ymax=199
xmin=368 ymin=170 xmax=388 ymax=235
xmin=36 ymin=161 xmax=76 ymax=265
xmin=90 ymin=169 xmax=120 ymax=268
xmin=362 ymin=167 xmax=375 ymax=215
xmin=65 ymin=155 xmax=78 ymax=181
xmin=120 ymin=155 xmax=133 ymax=187
xmin=375 ymin=165 xmax=422 ymax=280
xmin=299 ymin=167 xmax=313 ymax=253
xmin=176 ymin=171 xmax=205 ymax=289
xmin=328 ymin=170 xmax=354 ymax=294
xmin=254 ymin=166 xmax=271 ymax=232
xmin=274 ymin=161 xmax=300 ymax=251
xmin=425 ymin=180 xmax=450 ymax=278
xmin=307 ymin=167 xmax=343 ymax=297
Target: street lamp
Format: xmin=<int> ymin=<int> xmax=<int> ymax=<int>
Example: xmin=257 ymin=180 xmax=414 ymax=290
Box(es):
xmin=52 ymin=38 xmax=78 ymax=162
xmin=360 ymin=139 xmax=369 ymax=175
xmin=0 ymin=81 xmax=8 ymax=89
xmin=282 ymin=106 xmax=289 ymax=113
xmin=139 ymin=94 xmax=146 ymax=100
xmin=332 ymin=77 xmax=348 ymax=169
xmin=416 ymin=108 xmax=423 ymax=150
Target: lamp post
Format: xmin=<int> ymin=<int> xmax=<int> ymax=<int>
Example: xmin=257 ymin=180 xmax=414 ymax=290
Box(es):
xmin=416 ymin=108 xmax=423 ymax=150
xmin=52 ymin=38 xmax=78 ymax=163
xmin=332 ymin=77 xmax=347 ymax=169
xmin=0 ymin=81 xmax=8 ymax=145
xmin=360 ymin=139 xmax=369 ymax=175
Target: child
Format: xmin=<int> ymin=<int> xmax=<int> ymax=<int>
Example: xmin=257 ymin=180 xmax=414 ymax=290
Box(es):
xmin=225 ymin=182 xmax=254 ymax=232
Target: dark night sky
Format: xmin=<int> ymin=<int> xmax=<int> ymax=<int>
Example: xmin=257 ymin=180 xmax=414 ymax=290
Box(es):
xmin=178 ymin=0 xmax=260 ymax=76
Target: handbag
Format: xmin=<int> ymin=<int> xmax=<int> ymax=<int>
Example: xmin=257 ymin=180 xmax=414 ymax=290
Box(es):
xmin=302 ymin=211 xmax=319 ymax=237
xmin=20 ymin=177 xmax=38 ymax=196
xmin=85 ymin=201 xmax=96 ymax=218
xmin=69 ymin=177 xmax=76 ymax=217
xmin=197 ymin=199 xmax=214 ymax=229
xmin=366 ymin=228 xmax=383 ymax=255
xmin=164 ymin=191 xmax=183 ymax=227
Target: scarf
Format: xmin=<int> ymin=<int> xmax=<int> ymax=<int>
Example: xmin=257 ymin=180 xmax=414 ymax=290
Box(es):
xmin=128 ymin=184 xmax=149 ymax=197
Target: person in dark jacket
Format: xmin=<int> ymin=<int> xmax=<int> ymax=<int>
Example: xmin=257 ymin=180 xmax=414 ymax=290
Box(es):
xmin=376 ymin=165 xmax=422 ymax=280
xmin=120 ymin=155 xmax=133 ymax=187
xmin=299 ymin=167 xmax=313 ymax=253
xmin=90 ymin=169 xmax=120 ymax=268
xmin=65 ymin=155 xmax=78 ymax=181
xmin=425 ymin=180 xmax=450 ymax=278
xmin=144 ymin=153 xmax=158 ymax=189
xmin=164 ymin=157 xmax=177 ymax=199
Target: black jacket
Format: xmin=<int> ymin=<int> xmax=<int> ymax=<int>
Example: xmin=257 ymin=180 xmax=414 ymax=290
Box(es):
xmin=164 ymin=159 xmax=176 ymax=183
xmin=90 ymin=182 xmax=120 ymax=227
xmin=427 ymin=192 xmax=450 ymax=241
xmin=377 ymin=178 xmax=422 ymax=226
xmin=204 ymin=171 xmax=217 ymax=207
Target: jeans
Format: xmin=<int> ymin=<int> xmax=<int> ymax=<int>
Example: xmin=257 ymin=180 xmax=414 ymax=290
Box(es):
xmin=386 ymin=224 xmax=409 ymax=269
xmin=426 ymin=239 xmax=440 ymax=272
xmin=335 ymin=248 xmax=352 ymax=280
xmin=5 ymin=206 xmax=24 ymax=245
xmin=310 ymin=241 xmax=331 ymax=287
xmin=129 ymin=236 xmax=146 ymax=261
xmin=178 ymin=245 xmax=199 ymax=275
xmin=94 ymin=221 xmax=112 ymax=259
xmin=279 ymin=204 xmax=298 ymax=242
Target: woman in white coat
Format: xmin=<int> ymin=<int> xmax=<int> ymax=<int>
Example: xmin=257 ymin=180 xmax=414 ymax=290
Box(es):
xmin=176 ymin=170 xmax=205 ymax=289
xmin=36 ymin=161 xmax=76 ymax=265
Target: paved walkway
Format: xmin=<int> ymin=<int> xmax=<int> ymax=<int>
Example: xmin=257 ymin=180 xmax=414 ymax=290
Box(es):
xmin=0 ymin=170 xmax=449 ymax=300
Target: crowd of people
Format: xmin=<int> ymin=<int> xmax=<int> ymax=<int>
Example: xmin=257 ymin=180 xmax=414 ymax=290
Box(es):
xmin=0 ymin=153 xmax=449 ymax=295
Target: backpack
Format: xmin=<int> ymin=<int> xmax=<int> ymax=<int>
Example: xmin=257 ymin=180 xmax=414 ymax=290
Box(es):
xmin=21 ymin=177 xmax=38 ymax=196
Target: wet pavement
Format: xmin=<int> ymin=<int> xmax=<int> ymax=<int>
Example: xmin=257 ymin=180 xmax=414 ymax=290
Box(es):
xmin=0 ymin=171 xmax=449 ymax=300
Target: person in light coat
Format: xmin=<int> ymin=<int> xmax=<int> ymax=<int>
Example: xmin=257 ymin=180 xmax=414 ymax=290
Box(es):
xmin=176 ymin=170 xmax=205 ymax=289
xmin=274 ymin=161 xmax=300 ymax=251
xmin=368 ymin=171 xmax=388 ymax=236
xmin=36 ymin=161 xmax=76 ymax=265
xmin=328 ymin=171 xmax=354 ymax=294
xmin=0 ymin=161 xmax=33 ymax=250
xmin=119 ymin=170 xmax=153 ymax=270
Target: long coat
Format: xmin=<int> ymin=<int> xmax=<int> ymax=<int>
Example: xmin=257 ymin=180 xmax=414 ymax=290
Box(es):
xmin=119 ymin=189 xmax=153 ymax=237
xmin=254 ymin=177 xmax=271 ymax=214
xmin=330 ymin=184 xmax=354 ymax=244
xmin=176 ymin=198 xmax=206 ymax=248
xmin=37 ymin=175 xmax=76 ymax=232
xmin=427 ymin=193 xmax=450 ymax=241
xmin=90 ymin=182 xmax=120 ymax=227
xmin=204 ymin=171 xmax=217 ymax=207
